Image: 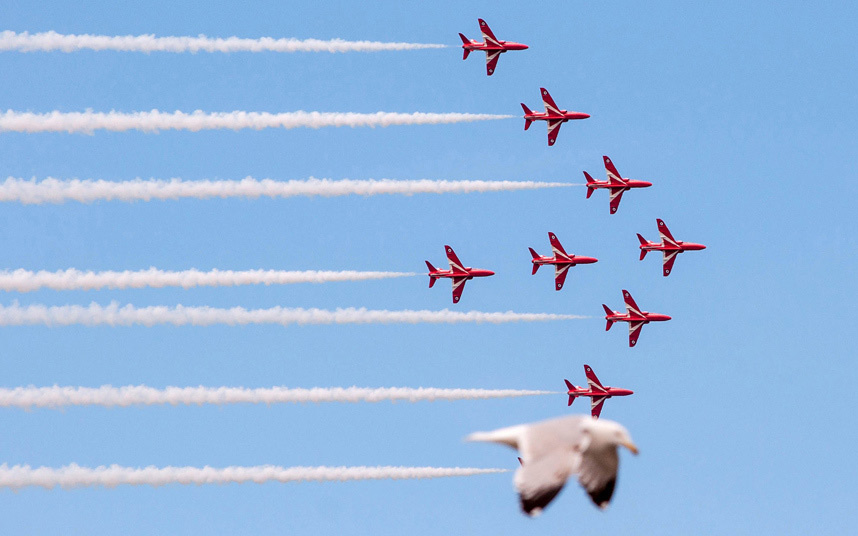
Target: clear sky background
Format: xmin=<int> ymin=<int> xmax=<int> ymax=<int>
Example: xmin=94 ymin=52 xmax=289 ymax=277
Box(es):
xmin=0 ymin=0 xmax=856 ymax=533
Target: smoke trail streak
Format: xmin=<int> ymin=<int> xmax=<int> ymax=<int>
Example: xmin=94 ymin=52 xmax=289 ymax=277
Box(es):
xmin=0 ymin=31 xmax=448 ymax=54
xmin=0 ymin=269 xmax=417 ymax=292
xmin=0 ymin=110 xmax=512 ymax=134
xmin=0 ymin=302 xmax=587 ymax=327
xmin=0 ymin=464 xmax=506 ymax=490
xmin=0 ymin=177 xmax=576 ymax=204
xmin=0 ymin=385 xmax=556 ymax=409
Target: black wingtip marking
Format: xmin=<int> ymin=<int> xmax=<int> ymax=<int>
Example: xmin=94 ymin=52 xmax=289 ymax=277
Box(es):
xmin=587 ymin=477 xmax=616 ymax=508
xmin=520 ymin=485 xmax=564 ymax=516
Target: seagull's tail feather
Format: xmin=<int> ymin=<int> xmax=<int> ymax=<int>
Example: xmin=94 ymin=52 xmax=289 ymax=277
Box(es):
xmin=466 ymin=425 xmax=526 ymax=449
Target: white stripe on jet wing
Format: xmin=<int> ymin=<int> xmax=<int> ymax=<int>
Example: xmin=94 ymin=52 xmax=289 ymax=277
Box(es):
xmin=625 ymin=300 xmax=644 ymax=317
xmin=481 ymin=32 xmax=500 ymax=47
xmin=660 ymin=233 xmax=679 ymax=247
xmin=629 ymin=322 xmax=644 ymax=336
xmin=452 ymin=277 xmax=467 ymax=290
xmin=485 ymin=51 xmax=501 ymax=64
xmin=447 ymin=255 xmax=466 ymax=273
xmin=552 ymin=248 xmax=571 ymax=260
xmin=607 ymin=171 xmax=627 ymax=185
xmin=555 ymin=265 xmax=570 ymax=277
xmin=663 ymin=251 xmax=679 ymax=264
xmin=547 ymin=121 xmax=562 ymax=132
xmin=587 ymin=379 xmax=606 ymax=392
xmin=544 ymin=103 xmax=562 ymax=115
xmin=609 ymin=188 xmax=624 ymax=200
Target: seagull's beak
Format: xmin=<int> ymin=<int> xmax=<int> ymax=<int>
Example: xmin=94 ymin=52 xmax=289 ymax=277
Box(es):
xmin=622 ymin=441 xmax=639 ymax=455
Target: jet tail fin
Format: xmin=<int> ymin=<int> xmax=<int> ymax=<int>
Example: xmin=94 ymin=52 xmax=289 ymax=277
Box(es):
xmin=584 ymin=171 xmax=595 ymax=198
xmin=520 ymin=104 xmax=533 ymax=130
xmin=425 ymin=261 xmax=437 ymax=288
xmin=602 ymin=304 xmax=615 ymax=331
xmin=529 ymin=248 xmax=541 ymax=274
xmin=458 ymin=34 xmax=471 ymax=60
xmin=564 ymin=380 xmax=576 ymax=406
xmin=636 ymin=234 xmax=649 ymax=260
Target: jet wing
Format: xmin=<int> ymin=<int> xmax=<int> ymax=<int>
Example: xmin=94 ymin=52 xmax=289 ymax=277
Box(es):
xmin=584 ymin=365 xmax=606 ymax=392
xmin=445 ymin=245 xmax=468 ymax=275
xmin=662 ymin=251 xmax=679 ymax=277
xmin=622 ymin=290 xmax=645 ymax=318
xmin=590 ymin=396 xmax=607 ymax=419
xmin=628 ymin=321 xmax=645 ymax=347
xmin=451 ymin=277 xmax=467 ymax=304
xmin=548 ymin=232 xmax=571 ymax=260
xmin=657 ymin=219 xmax=679 ymax=247
xmin=604 ymin=156 xmax=625 ymax=184
xmin=554 ymin=264 xmax=570 ymax=291
xmin=547 ymin=119 xmax=563 ymax=146
xmin=608 ymin=187 xmax=625 ymax=214
xmin=540 ymin=88 xmax=563 ymax=117
xmin=485 ymin=50 xmax=501 ymax=76
xmin=478 ymin=19 xmax=501 ymax=47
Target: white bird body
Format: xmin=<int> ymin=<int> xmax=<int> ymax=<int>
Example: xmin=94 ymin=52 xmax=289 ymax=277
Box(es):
xmin=467 ymin=415 xmax=637 ymax=516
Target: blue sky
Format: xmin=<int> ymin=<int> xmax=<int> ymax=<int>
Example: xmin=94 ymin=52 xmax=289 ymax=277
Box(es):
xmin=0 ymin=0 xmax=856 ymax=533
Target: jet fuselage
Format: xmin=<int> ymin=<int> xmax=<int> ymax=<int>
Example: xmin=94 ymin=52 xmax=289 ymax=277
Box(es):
xmin=462 ymin=40 xmax=528 ymax=52
xmin=605 ymin=311 xmax=672 ymax=324
xmin=640 ymin=241 xmax=706 ymax=252
xmin=531 ymin=255 xmax=598 ymax=267
xmin=428 ymin=267 xmax=495 ymax=280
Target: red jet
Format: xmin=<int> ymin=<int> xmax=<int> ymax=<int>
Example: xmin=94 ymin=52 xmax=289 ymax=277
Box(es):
xmin=564 ymin=365 xmax=633 ymax=419
xmin=528 ymin=232 xmax=598 ymax=291
xmin=637 ymin=219 xmax=706 ymax=277
xmin=584 ymin=156 xmax=652 ymax=214
xmin=603 ymin=290 xmax=671 ymax=347
xmin=458 ymin=19 xmax=528 ymax=76
xmin=426 ymin=245 xmax=495 ymax=304
xmin=521 ymin=88 xmax=590 ymax=146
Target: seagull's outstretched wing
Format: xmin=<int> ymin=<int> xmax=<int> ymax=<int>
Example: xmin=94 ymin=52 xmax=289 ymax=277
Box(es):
xmin=578 ymin=444 xmax=619 ymax=508
xmin=515 ymin=449 xmax=578 ymax=515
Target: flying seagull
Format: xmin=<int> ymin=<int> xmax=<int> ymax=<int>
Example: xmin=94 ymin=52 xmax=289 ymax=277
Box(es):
xmin=466 ymin=415 xmax=638 ymax=516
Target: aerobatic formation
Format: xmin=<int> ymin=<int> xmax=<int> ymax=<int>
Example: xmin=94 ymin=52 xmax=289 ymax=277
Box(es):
xmin=0 ymin=19 xmax=710 ymax=522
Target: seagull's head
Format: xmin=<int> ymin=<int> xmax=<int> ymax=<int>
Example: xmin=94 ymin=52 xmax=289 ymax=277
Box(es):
xmin=585 ymin=419 xmax=638 ymax=455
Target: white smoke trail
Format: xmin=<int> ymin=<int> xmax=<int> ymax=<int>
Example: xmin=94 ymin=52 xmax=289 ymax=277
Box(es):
xmin=0 ymin=110 xmax=513 ymax=134
xmin=0 ymin=385 xmax=556 ymax=409
xmin=0 ymin=31 xmax=447 ymax=54
xmin=0 ymin=177 xmax=575 ymax=204
xmin=0 ymin=464 xmax=506 ymax=490
xmin=0 ymin=302 xmax=587 ymax=327
xmin=0 ymin=269 xmax=416 ymax=292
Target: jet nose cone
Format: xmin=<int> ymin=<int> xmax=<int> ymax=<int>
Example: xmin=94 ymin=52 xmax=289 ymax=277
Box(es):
xmin=642 ymin=181 xmax=653 ymax=188
xmin=663 ymin=315 xmax=672 ymax=321
xmin=522 ymin=44 xmax=529 ymax=49
xmin=581 ymin=113 xmax=591 ymax=119
xmin=485 ymin=270 xmax=496 ymax=277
